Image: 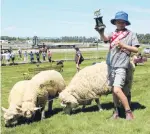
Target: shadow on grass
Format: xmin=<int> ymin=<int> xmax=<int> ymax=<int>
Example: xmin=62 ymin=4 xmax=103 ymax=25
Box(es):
xmin=131 ymin=102 xmax=146 ymax=111
xmin=33 ymin=107 xmax=63 ymax=122
xmin=72 ymin=101 xmax=146 ymax=117
xmin=5 ymin=108 xmax=63 ymax=128
xmin=5 ymin=102 xmax=146 ymax=127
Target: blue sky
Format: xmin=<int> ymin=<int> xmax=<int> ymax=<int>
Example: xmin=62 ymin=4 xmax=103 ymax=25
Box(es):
xmin=1 ymin=0 xmax=150 ymax=37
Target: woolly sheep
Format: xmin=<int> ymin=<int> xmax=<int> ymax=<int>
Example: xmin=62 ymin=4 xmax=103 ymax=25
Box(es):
xmin=2 ymin=80 xmax=29 ymax=127
xmin=20 ymin=70 xmax=66 ymax=120
xmin=59 ymin=62 xmax=134 ymax=114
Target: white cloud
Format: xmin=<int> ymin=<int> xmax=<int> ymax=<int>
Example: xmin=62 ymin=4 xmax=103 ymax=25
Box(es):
xmin=3 ymin=26 xmax=16 ymax=31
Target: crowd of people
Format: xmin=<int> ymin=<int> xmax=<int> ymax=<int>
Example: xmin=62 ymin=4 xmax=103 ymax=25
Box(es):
xmin=1 ymin=48 xmax=52 ymax=64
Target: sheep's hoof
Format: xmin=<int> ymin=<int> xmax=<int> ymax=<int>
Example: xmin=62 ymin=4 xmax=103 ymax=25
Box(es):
xmin=81 ymin=108 xmax=86 ymax=112
xmin=41 ymin=113 xmax=46 ymax=120
xmin=98 ymin=108 xmax=103 ymax=112
xmin=66 ymin=112 xmax=71 ymax=115
xmin=64 ymin=110 xmax=72 ymax=115
xmin=41 ymin=116 xmax=45 ymax=120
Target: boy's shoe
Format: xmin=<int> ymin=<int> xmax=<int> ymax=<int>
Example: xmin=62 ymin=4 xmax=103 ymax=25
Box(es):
xmin=126 ymin=110 xmax=134 ymax=120
xmin=111 ymin=109 xmax=119 ymax=119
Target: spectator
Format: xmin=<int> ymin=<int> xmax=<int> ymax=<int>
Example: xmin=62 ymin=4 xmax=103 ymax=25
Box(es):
xmin=42 ymin=51 xmax=46 ymax=61
xmin=74 ymin=47 xmax=84 ymax=72
xmin=5 ymin=51 xmax=11 ymax=64
xmin=35 ymin=52 xmax=40 ymax=63
xmin=10 ymin=52 xmax=15 ymax=64
xmin=18 ymin=48 xmax=22 ymax=58
xmin=48 ymin=50 xmax=52 ymax=62
xmin=29 ymin=51 xmax=34 ymax=63
xmin=24 ymin=51 xmax=28 ymax=62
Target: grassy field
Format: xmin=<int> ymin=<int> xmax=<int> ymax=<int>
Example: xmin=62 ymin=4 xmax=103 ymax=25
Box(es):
xmin=1 ymin=51 xmax=150 ymax=134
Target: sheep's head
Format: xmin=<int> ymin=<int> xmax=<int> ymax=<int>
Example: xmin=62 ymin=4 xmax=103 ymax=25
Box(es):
xmin=2 ymin=107 xmax=22 ymax=127
xmin=21 ymin=102 xmax=41 ymax=119
xmin=59 ymin=91 xmax=78 ymax=114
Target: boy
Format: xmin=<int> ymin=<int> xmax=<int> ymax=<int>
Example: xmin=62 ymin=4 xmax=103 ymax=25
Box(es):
xmin=95 ymin=11 xmax=140 ymax=120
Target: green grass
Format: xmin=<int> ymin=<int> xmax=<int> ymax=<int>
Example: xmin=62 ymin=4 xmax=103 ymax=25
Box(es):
xmin=1 ymin=51 xmax=150 ymax=134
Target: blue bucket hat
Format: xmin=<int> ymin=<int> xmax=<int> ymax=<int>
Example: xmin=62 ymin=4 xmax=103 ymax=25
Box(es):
xmin=110 ymin=11 xmax=131 ymax=25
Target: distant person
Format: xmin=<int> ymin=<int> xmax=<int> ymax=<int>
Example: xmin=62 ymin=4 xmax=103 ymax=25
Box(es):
xmin=1 ymin=52 xmax=5 ymax=64
xmin=48 ymin=50 xmax=52 ymax=62
xmin=29 ymin=51 xmax=34 ymax=63
xmin=5 ymin=51 xmax=11 ymax=64
xmin=24 ymin=51 xmax=28 ymax=62
xmin=35 ymin=52 xmax=40 ymax=63
xmin=42 ymin=51 xmax=46 ymax=61
xmin=74 ymin=47 xmax=84 ymax=72
xmin=0 ymin=51 xmax=3 ymax=61
xmin=18 ymin=48 xmax=22 ymax=58
xmin=10 ymin=52 xmax=15 ymax=64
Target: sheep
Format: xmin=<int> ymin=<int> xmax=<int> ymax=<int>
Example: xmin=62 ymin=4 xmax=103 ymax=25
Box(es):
xmin=59 ymin=61 xmax=135 ymax=114
xmin=20 ymin=70 xmax=66 ymax=120
xmin=2 ymin=80 xmax=29 ymax=127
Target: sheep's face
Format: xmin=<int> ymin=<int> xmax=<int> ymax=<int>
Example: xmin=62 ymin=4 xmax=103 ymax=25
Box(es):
xmin=59 ymin=91 xmax=78 ymax=106
xmin=22 ymin=102 xmax=36 ymax=119
xmin=21 ymin=102 xmax=41 ymax=119
xmin=22 ymin=109 xmax=34 ymax=119
xmin=62 ymin=103 xmax=78 ymax=115
xmin=2 ymin=108 xmax=22 ymax=127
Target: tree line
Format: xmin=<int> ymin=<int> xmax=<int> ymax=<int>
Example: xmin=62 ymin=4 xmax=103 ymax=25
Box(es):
xmin=1 ymin=34 xmax=150 ymax=44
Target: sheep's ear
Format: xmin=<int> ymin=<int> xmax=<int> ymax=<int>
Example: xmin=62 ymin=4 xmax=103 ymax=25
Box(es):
xmin=34 ymin=107 xmax=42 ymax=111
xmin=1 ymin=107 xmax=8 ymax=112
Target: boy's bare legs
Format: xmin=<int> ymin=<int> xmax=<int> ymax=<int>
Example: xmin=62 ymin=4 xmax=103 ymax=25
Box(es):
xmin=113 ymin=86 xmax=134 ymax=120
xmin=113 ymin=86 xmax=130 ymax=110
xmin=76 ymin=64 xmax=80 ymax=72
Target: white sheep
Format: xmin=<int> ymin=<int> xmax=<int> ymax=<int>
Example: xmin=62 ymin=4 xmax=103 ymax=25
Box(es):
xmin=59 ymin=61 xmax=134 ymax=114
xmin=2 ymin=80 xmax=29 ymax=127
xmin=20 ymin=70 xmax=66 ymax=120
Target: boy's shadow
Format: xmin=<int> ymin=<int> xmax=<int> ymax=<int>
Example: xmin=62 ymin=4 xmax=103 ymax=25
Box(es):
xmin=72 ymin=101 xmax=146 ymax=117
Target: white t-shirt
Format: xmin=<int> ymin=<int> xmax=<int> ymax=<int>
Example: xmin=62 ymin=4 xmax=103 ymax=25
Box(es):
xmin=5 ymin=53 xmax=11 ymax=60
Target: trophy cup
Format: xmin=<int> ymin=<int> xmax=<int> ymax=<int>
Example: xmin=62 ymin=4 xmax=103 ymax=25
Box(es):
xmin=94 ymin=9 xmax=106 ymax=31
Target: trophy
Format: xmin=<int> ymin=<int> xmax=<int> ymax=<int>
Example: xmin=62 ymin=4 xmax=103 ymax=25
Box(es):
xmin=94 ymin=9 xmax=106 ymax=31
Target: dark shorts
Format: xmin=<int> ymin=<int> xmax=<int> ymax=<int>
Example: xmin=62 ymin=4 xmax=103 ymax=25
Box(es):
xmin=76 ymin=61 xmax=81 ymax=65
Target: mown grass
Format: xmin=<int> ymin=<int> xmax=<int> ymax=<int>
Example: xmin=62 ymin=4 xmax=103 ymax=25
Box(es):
xmin=1 ymin=51 xmax=150 ymax=134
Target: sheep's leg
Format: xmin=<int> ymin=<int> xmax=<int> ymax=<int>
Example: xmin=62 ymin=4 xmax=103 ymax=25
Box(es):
xmin=38 ymin=92 xmax=48 ymax=120
xmin=48 ymin=100 xmax=53 ymax=113
xmin=95 ymin=98 xmax=103 ymax=111
xmin=41 ymin=109 xmax=45 ymax=120
xmin=81 ymin=105 xmax=86 ymax=111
